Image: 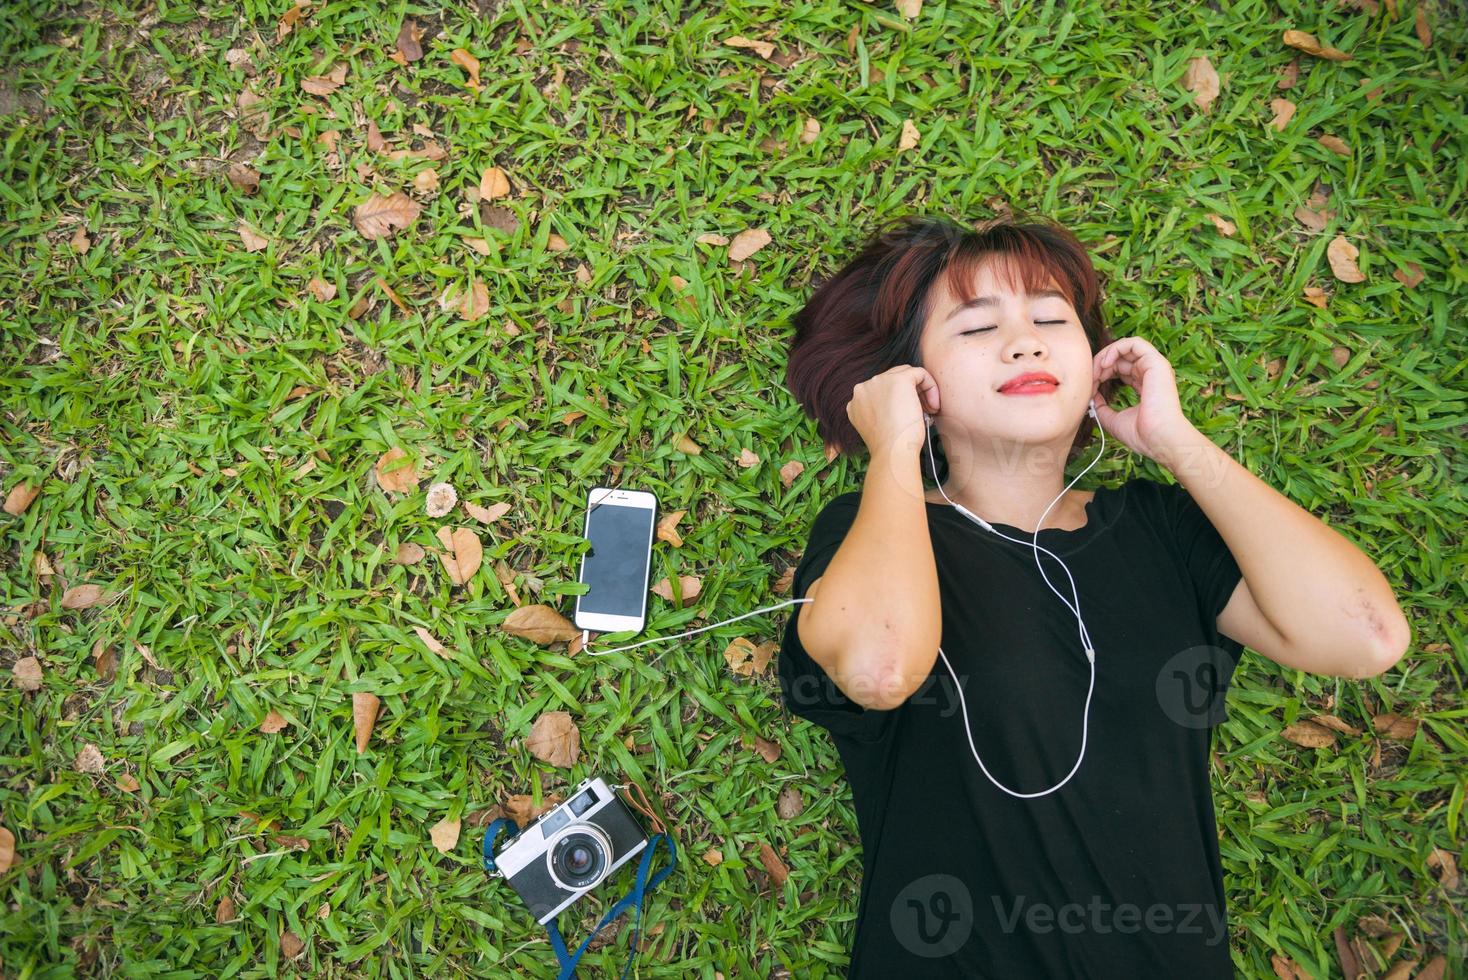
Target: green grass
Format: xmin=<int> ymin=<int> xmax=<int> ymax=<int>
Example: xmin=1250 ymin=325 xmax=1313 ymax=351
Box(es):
xmin=1 ymin=0 xmax=1465 ymax=976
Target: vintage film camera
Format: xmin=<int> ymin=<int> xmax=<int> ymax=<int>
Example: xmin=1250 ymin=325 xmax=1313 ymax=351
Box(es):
xmin=488 ymin=776 xmax=652 ymax=924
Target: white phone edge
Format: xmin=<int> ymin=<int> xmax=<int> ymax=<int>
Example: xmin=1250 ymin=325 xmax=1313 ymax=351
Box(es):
xmin=573 ymin=487 xmax=658 ymax=635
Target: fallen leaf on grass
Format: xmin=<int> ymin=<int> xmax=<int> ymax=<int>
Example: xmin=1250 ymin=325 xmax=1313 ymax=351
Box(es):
xmin=1183 ymin=55 xmax=1220 ymax=113
xmin=374 ymin=447 xmax=420 ymax=493
xmin=238 ymin=221 xmax=269 ymax=252
xmin=1282 ymin=29 xmax=1352 ymax=61
xmin=748 ymin=733 xmax=780 ymax=763
xmin=651 ymin=574 xmax=702 ymax=608
xmin=260 ymin=710 xmax=289 ymax=733
xmin=413 ymin=625 xmax=452 ymax=658
xmin=460 ymin=279 xmax=489 ymax=321
xmin=307 ymin=278 xmax=336 ymax=302
xmin=436 ymin=526 xmax=482 ymax=585
xmin=1327 ymin=235 xmax=1367 ymax=282
xmin=1372 ymin=713 xmax=1417 ymax=741
xmin=1281 ymin=721 xmax=1336 ymax=748
xmin=425 ymin=482 xmax=457 ymax=517
xmin=898 ymin=118 xmax=921 ymax=151
xmin=723 ymin=637 xmax=775 ymax=677
xmin=505 ymin=794 xmax=564 ymax=826
xmin=758 ymin=841 xmax=788 ymax=887
xmin=70 ymin=226 xmax=91 ymax=253
xmin=525 ymin=711 xmax=580 ymax=768
xmin=394 ymin=541 xmax=425 ymax=564
xmin=276 ymin=0 xmax=310 ymax=41
xmin=352 ymin=692 xmax=380 ymax=753
xmin=413 ymin=168 xmax=439 ymax=193
xmin=450 ymin=49 xmax=481 ymax=90
xmin=301 ymin=63 xmax=347 ymax=96
xmin=353 ymin=191 xmax=421 ymax=240
xmin=12 ymin=657 xmax=41 ymax=691
xmin=777 ymin=786 xmax=803 ymax=820
xmin=430 ymin=816 xmax=460 ymax=853
xmin=728 ymin=227 xmax=771 ymax=262
xmin=3 ymin=481 xmax=40 ymax=515
xmin=462 ymin=500 xmax=511 ymax=524
xmin=281 ymin=930 xmax=305 ymax=959
xmin=227 ymin=163 xmax=260 ymax=194
xmin=0 ymin=826 xmax=14 ymax=873
xmin=479 ymin=166 xmax=510 ymax=200
xmin=116 ymin=773 xmax=140 ymax=792
xmin=215 ymin=895 xmax=235 ymax=923
xmin=723 ymin=35 xmax=775 ymax=61
xmin=61 ymin=584 xmax=105 ymax=610
xmin=500 ymin=604 xmax=581 ymax=645
xmin=395 ymin=19 xmax=424 ymax=62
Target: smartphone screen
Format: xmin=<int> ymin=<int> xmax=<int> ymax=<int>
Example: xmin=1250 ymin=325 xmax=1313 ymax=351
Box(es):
xmin=573 ymin=488 xmax=657 ymax=635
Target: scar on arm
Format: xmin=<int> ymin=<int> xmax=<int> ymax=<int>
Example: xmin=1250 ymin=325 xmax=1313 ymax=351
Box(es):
xmin=1344 ymin=587 xmax=1394 ymax=646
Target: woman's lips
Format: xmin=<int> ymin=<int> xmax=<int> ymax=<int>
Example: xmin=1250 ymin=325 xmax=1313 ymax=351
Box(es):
xmin=999 ymin=380 xmax=1058 ymax=395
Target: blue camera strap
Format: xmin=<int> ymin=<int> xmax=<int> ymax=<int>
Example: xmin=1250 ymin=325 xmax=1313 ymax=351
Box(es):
xmin=483 ymin=813 xmax=678 ymax=979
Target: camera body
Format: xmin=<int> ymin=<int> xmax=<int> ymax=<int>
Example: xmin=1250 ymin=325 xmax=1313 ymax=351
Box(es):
xmin=492 ymin=776 xmax=650 ymax=924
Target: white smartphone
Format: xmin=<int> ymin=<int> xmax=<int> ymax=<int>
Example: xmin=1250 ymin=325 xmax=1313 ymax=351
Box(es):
xmin=572 ymin=487 xmax=659 ymax=636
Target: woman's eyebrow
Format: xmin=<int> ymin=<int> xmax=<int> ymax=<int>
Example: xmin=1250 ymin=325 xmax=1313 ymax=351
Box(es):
xmin=944 ymin=288 xmax=1067 ymax=323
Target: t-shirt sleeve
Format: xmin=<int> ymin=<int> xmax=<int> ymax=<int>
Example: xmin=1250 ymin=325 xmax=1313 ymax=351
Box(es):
xmin=776 ymin=492 xmax=900 ymax=743
xmin=1155 ymin=478 xmax=1247 ymax=669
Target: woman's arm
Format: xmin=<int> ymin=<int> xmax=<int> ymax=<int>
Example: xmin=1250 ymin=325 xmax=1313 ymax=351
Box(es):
xmin=1157 ymin=425 xmax=1412 ymax=678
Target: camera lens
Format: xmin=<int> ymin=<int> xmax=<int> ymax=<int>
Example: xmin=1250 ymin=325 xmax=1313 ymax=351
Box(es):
xmin=551 ymin=831 xmax=607 ymax=889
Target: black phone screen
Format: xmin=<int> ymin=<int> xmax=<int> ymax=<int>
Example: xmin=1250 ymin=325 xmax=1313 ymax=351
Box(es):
xmin=579 ymin=502 xmax=655 ymax=616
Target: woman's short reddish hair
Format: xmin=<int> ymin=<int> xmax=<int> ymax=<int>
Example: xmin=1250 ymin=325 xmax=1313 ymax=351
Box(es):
xmin=784 ymin=210 xmax=1121 ymax=485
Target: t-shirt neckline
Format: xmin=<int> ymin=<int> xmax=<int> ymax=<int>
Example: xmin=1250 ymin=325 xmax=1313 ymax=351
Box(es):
xmin=923 ymin=483 xmax=1119 ymax=556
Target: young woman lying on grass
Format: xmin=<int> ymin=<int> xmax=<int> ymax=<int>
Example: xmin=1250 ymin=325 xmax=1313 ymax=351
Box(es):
xmin=778 ymin=212 xmax=1410 ymax=977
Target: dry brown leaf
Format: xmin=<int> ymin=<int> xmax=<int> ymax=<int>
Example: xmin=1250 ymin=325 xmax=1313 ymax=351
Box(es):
xmin=462 ymin=500 xmax=512 ymax=524
xmin=375 ymin=277 xmax=410 ymax=314
xmin=301 ymin=63 xmax=347 ymax=96
xmin=1309 ymin=713 xmax=1362 ymax=736
xmin=13 ymin=657 xmax=42 ymax=691
xmin=1426 ymin=846 xmax=1458 ymax=891
xmin=505 ymin=793 xmax=564 ymax=826
xmin=394 ymin=541 xmax=425 ymax=565
xmin=425 ymin=482 xmax=458 ymax=518
xmin=260 ymin=710 xmax=289 ymax=734
xmin=779 ymin=460 xmax=805 ymax=489
xmin=1372 ymin=712 xmax=1417 ymax=740
xmin=1207 ymin=214 xmax=1237 ymax=237
xmin=800 ymin=117 xmax=820 ymax=144
xmin=238 ymin=221 xmax=269 ymax=252
xmin=758 ymin=841 xmax=789 ymax=887
xmin=525 ymin=710 xmax=580 ymax=768
xmin=281 ymin=930 xmax=305 ymax=959
xmin=3 ymin=481 xmax=40 ymax=516
xmin=1183 ymin=55 xmax=1220 ymax=113
xmin=777 ymin=785 xmax=804 ymax=820
xmin=1393 ymin=262 xmax=1424 ymax=289
xmin=748 ymin=733 xmax=781 ymax=763
xmin=396 ymin=19 xmax=424 ymax=62
xmin=366 ymin=119 xmax=388 ymax=153
xmin=1317 ymin=133 xmax=1352 ymax=156
xmin=353 ymin=692 xmax=380 ymax=753
xmin=723 ymin=637 xmax=775 ymax=677
xmin=450 ymin=49 xmax=481 ymax=90
xmin=61 ymin=584 xmax=105 ymax=610
xmin=479 ymin=166 xmax=510 ymax=200
xmin=1281 ymin=721 xmax=1336 ymax=748
xmin=724 ymin=35 xmax=776 ymax=61
xmin=702 ymin=848 xmax=724 ymax=866
xmin=1282 ymin=29 xmax=1352 ymax=61
xmin=435 ymin=526 xmax=483 ymax=585
xmin=651 ymin=574 xmax=702 ymax=608
xmin=1327 ymin=235 xmax=1366 ymax=283
xmin=895 ymin=0 xmax=922 ymax=18
xmin=276 ymin=0 xmax=309 ymax=40
xmin=430 ymin=816 xmax=460 ymax=854
xmin=655 ymin=509 xmax=686 ymax=547
xmin=1268 ymin=98 xmax=1296 ymax=131
xmin=374 ymin=447 xmax=420 ymax=493
xmin=728 ymin=227 xmax=771 ymax=262
xmin=695 ymin=233 xmax=728 ymax=247
xmin=460 ymin=279 xmax=489 ymax=321
xmin=413 ymin=625 xmax=452 ymax=659
xmin=70 ymin=226 xmax=91 ymax=253
xmin=0 ymin=826 xmax=15 ymax=873
xmin=307 ymin=278 xmax=336 ymax=302
xmin=501 ymin=603 xmax=581 ymax=645
xmin=116 ymin=773 xmax=140 ymax=792
xmin=898 ymin=118 xmax=921 ymax=151
xmin=75 ymin=743 xmax=105 ymax=774
xmin=463 ymin=236 xmax=491 ymax=255
xmin=215 ymin=895 xmax=236 ymax=923
xmin=353 ymin=191 xmax=421 ymax=240
xmin=413 ymin=167 xmax=439 ymax=193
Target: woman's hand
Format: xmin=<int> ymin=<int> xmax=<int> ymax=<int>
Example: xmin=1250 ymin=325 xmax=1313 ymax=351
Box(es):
xmin=1090 ymin=337 xmax=1198 ymax=463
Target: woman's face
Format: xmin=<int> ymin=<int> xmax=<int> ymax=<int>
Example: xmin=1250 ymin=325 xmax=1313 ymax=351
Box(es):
xmin=917 ymin=260 xmax=1095 ymax=452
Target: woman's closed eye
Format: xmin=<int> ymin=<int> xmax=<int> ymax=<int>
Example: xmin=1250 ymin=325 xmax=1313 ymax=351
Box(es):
xmin=961 ymin=320 xmax=1067 ymax=335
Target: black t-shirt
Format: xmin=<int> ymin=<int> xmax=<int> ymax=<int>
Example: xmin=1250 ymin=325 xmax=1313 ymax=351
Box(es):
xmin=777 ymin=476 xmax=1245 ymax=978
